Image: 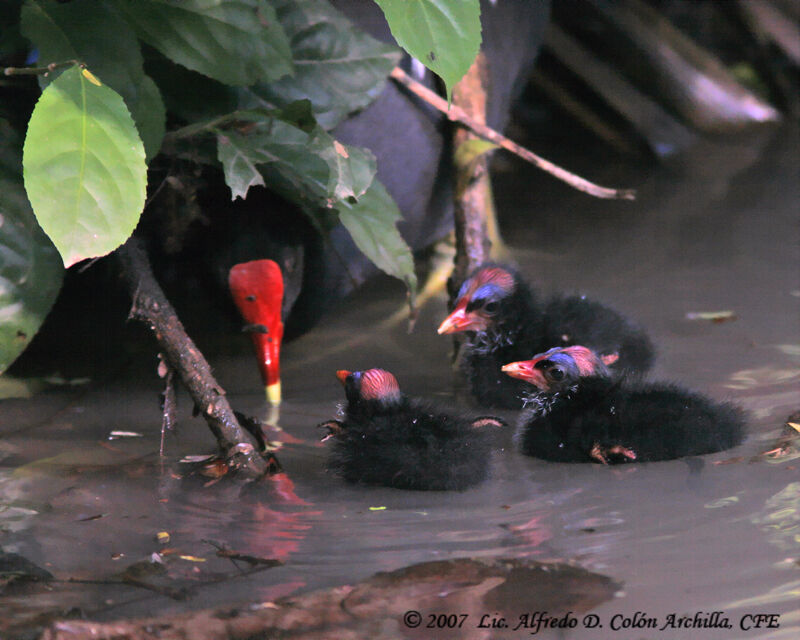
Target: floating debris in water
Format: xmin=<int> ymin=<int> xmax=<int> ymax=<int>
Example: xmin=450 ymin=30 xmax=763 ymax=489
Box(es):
xmin=178 ymin=555 xmax=206 ymax=563
xmin=108 ymin=431 xmax=143 ymax=439
xmin=685 ymin=310 xmax=737 ymax=323
xmin=179 ymin=454 xmax=216 ymax=463
xmin=203 ymin=540 xmax=283 ymax=568
xmin=77 ymin=513 xmax=108 ymax=522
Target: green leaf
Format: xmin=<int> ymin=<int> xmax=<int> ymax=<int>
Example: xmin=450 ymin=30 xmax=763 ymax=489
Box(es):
xmin=184 ymin=105 xmax=413 ymax=300
xmin=127 ymin=74 xmax=166 ymax=162
xmin=216 ymin=113 xmax=328 ymax=202
xmin=20 ymin=0 xmax=77 ymax=69
xmin=0 ymin=121 xmax=63 ymax=374
xmin=374 ymin=0 xmax=481 ymax=101
xmin=216 ymin=130 xmax=267 ymax=201
xmin=143 ymin=49 xmax=238 ymax=125
xmin=21 ymin=0 xmax=166 ymax=162
xmin=337 ymin=180 xmax=417 ymax=304
xmin=239 ymin=0 xmax=402 ymax=129
xmin=309 ymin=130 xmax=376 ymax=202
xmin=214 ymin=107 xmax=376 ymax=204
xmin=114 ymin=0 xmax=293 ymax=86
xmin=23 ymin=66 xmax=147 ymax=267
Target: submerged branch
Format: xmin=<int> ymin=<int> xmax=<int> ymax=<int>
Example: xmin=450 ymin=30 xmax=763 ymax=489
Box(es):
xmin=390 ymin=66 xmax=636 ymax=200
xmin=40 ymin=557 xmax=618 ymax=640
xmin=116 ymin=237 xmax=270 ymax=479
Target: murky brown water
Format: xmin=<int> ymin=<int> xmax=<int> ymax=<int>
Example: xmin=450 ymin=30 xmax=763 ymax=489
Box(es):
xmin=1 ymin=124 xmax=798 ymax=638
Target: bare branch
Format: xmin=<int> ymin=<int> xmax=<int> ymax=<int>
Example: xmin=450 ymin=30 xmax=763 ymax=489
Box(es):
xmin=390 ymin=66 xmax=636 ymax=200
xmin=3 ymin=60 xmax=80 ymax=76
xmin=116 ymin=237 xmax=271 ymax=479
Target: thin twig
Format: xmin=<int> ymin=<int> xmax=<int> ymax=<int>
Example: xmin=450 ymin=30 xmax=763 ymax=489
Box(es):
xmin=390 ymin=66 xmax=636 ymax=200
xmin=3 ymin=60 xmax=80 ymax=76
xmin=158 ymin=353 xmax=177 ymax=457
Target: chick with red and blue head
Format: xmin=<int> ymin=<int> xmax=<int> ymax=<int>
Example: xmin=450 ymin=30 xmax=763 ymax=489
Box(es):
xmin=438 ymin=264 xmax=655 ymax=409
xmin=320 ymin=368 xmax=504 ymax=491
xmin=502 ymin=346 xmax=745 ymax=464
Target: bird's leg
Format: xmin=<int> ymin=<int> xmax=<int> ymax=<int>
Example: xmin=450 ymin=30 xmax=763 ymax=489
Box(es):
xmin=607 ymin=444 xmax=637 ymax=461
xmin=318 ymin=420 xmax=344 ymax=442
xmin=265 ymin=452 xmax=282 ymax=474
xmin=591 ymin=442 xmax=637 ymax=464
xmin=590 ymin=443 xmax=609 ymax=465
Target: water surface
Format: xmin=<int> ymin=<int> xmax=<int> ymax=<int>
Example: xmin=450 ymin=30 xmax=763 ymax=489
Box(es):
xmin=1 ymin=125 xmax=798 ymax=638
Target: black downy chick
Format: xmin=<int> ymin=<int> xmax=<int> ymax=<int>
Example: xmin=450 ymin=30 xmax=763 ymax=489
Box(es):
xmin=320 ymin=369 xmax=504 ymax=490
xmin=438 ymin=264 xmax=655 ymax=409
xmin=502 ymin=346 xmax=745 ymax=464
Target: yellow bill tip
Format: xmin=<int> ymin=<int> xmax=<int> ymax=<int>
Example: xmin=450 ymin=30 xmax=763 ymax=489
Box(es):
xmin=266 ymin=381 xmax=282 ymax=406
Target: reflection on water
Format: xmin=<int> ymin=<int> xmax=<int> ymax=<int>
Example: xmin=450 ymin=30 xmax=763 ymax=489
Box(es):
xmin=751 ymin=483 xmax=800 ymax=552
xmin=1 ymin=125 xmax=799 ymax=637
xmin=724 ymin=580 xmax=800 ymax=616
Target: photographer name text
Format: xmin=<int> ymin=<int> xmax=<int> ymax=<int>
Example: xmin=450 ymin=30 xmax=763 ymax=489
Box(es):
xmin=401 ymin=610 xmax=781 ymax=634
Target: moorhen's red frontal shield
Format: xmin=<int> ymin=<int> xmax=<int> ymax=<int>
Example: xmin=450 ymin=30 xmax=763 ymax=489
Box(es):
xmin=229 ymin=260 xmax=284 ymax=405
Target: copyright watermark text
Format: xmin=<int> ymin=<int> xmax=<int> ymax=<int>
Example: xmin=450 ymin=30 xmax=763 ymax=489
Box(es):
xmin=401 ymin=610 xmax=781 ymax=634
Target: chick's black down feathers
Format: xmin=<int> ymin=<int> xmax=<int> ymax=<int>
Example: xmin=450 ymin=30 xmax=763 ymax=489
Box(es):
xmin=328 ymin=398 xmax=496 ymax=490
xmin=517 ymin=376 xmax=745 ymax=463
xmin=442 ymin=264 xmax=655 ymax=409
xmin=541 ymin=294 xmax=656 ymax=376
xmin=324 ymin=369 xmax=502 ymax=491
xmin=505 ymin=347 xmax=745 ymax=464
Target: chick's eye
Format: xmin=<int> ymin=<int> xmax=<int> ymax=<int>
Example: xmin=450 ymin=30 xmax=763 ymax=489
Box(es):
xmin=483 ymin=301 xmax=499 ymax=314
xmin=547 ymin=367 xmax=564 ymax=381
